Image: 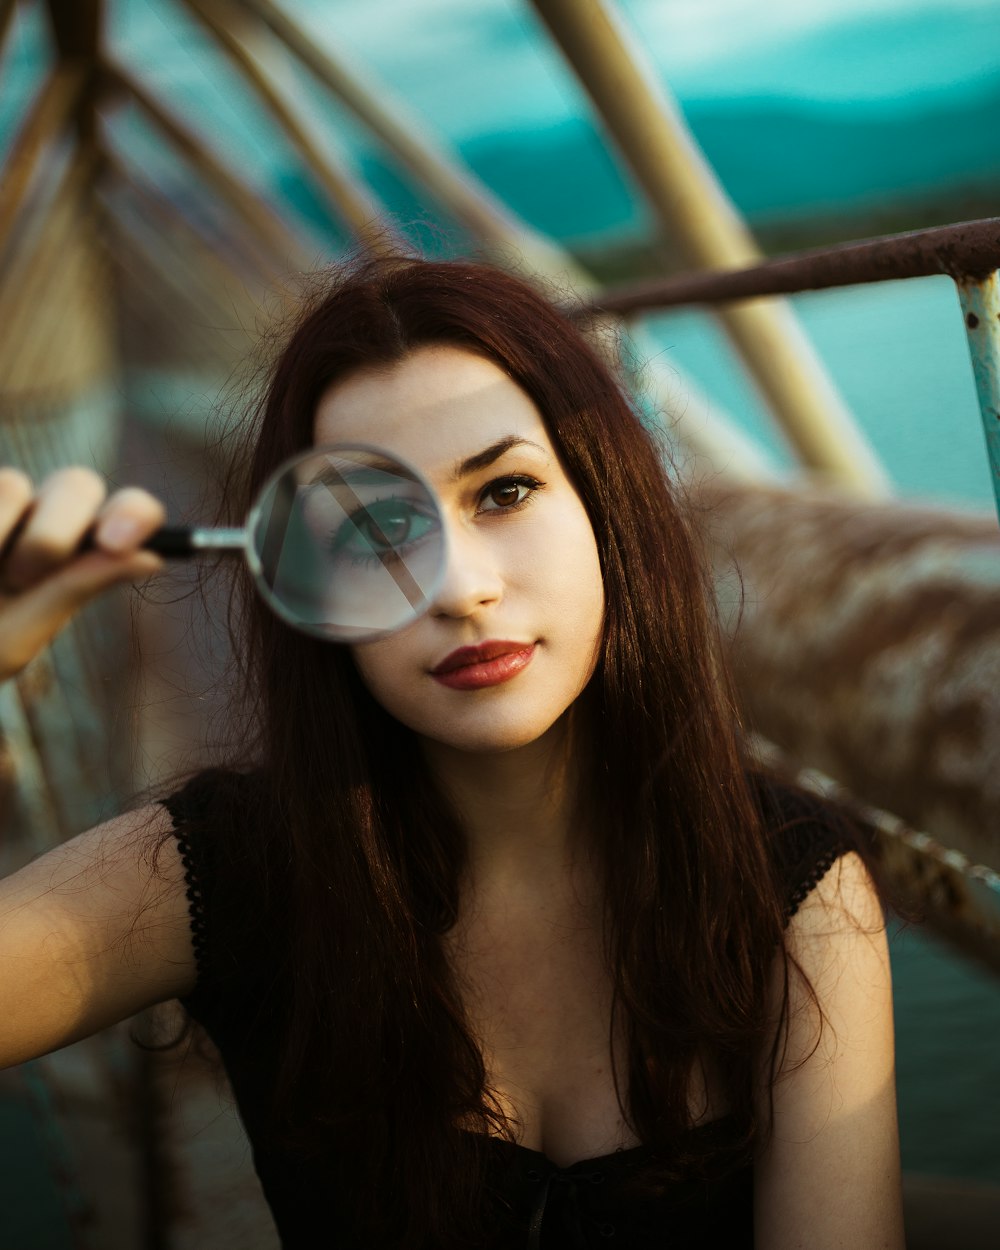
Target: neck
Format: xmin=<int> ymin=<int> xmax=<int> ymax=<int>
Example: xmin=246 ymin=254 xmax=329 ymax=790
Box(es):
xmin=420 ymin=716 xmax=591 ymax=892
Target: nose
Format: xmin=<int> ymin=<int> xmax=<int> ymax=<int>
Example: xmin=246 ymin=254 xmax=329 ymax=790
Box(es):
xmin=430 ymin=522 xmax=504 ymax=620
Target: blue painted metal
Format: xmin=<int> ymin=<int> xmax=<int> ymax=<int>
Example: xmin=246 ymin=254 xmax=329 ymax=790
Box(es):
xmin=956 ymin=270 xmax=1000 ymax=525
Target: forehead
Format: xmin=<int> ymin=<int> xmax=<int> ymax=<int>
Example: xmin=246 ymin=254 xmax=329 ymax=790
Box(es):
xmin=313 ymin=345 xmax=553 ymax=474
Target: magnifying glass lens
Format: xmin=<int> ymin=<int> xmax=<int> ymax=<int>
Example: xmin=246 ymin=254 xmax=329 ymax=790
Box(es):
xmin=248 ymin=447 xmax=444 ymax=641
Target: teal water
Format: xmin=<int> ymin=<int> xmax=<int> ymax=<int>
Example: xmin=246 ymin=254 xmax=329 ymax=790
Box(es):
xmin=892 ymin=926 xmax=1000 ymax=1180
xmin=643 ymin=275 xmax=993 ymax=510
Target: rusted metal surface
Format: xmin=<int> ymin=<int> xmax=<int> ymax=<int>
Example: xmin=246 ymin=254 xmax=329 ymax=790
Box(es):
xmin=585 ymin=218 xmax=1000 ymax=318
xmin=955 ymin=270 xmax=1000 ymax=522
xmin=698 ymin=480 xmax=1000 ymax=873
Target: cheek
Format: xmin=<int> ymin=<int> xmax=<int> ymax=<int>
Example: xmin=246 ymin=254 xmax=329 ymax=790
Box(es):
xmin=350 ymin=634 xmax=414 ymax=716
xmin=535 ymin=507 xmax=605 ymax=641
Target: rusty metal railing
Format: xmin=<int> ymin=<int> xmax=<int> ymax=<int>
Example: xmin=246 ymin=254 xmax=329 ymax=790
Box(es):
xmin=579 ymin=217 xmax=1000 ymax=522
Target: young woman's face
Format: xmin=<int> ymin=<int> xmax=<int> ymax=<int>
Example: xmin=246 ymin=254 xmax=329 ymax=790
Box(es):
xmin=313 ymin=345 xmax=605 ymax=754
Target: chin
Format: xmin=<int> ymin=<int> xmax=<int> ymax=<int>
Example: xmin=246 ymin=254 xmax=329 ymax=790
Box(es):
xmin=412 ymin=701 xmax=576 ymax=758
xmin=430 ymin=725 xmax=553 ymax=755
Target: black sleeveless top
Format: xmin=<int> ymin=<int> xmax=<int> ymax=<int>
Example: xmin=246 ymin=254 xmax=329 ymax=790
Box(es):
xmin=162 ymin=773 xmax=851 ymax=1249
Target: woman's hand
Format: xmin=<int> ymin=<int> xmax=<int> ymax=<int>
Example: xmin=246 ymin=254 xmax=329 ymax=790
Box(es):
xmin=0 ymin=465 xmax=166 ymax=682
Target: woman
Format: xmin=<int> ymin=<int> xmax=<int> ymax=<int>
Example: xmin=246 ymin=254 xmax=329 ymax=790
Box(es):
xmin=0 ymin=256 xmax=903 ymax=1248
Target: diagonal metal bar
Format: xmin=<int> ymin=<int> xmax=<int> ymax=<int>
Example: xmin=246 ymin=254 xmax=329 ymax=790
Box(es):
xmin=233 ymin=0 xmax=574 ymax=274
xmin=179 ymin=0 xmax=399 ymax=253
xmin=583 ymin=218 xmax=1000 ymax=315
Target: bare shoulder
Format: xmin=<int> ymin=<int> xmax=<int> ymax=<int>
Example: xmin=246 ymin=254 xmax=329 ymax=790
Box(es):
xmin=789 ymin=848 xmax=886 ymax=935
xmin=754 ymin=851 xmax=905 ymax=1249
xmin=0 ymin=800 xmax=198 ymax=1070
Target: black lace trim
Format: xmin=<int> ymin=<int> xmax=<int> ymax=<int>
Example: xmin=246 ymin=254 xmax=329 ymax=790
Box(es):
xmin=785 ymin=838 xmax=849 ymax=921
xmin=161 ymin=796 xmax=210 ymax=990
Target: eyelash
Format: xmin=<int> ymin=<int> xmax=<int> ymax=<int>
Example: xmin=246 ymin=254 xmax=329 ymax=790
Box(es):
xmin=476 ymin=474 xmax=545 ymax=514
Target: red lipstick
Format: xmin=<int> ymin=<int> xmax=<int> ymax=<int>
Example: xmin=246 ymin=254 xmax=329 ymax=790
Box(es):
xmin=431 ymin=641 xmax=536 ymax=690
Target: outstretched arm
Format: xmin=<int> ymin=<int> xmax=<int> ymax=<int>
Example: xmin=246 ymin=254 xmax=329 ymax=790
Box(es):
xmin=0 ymin=805 xmax=199 ymax=1070
xmin=754 ymin=851 xmax=905 ymax=1250
xmin=0 ymin=463 xmax=196 ymax=1068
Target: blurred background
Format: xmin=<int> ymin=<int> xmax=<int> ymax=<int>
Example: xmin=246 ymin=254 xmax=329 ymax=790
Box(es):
xmin=1 ymin=1 xmax=999 ymax=1246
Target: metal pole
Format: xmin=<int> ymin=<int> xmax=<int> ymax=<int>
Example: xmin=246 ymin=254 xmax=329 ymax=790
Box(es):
xmin=955 ymin=270 xmax=1000 ymax=524
xmin=530 ymin=0 xmax=890 ymax=496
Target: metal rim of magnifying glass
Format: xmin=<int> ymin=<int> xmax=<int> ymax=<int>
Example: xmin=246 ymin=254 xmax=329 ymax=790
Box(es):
xmin=243 ymin=441 xmax=446 ymax=643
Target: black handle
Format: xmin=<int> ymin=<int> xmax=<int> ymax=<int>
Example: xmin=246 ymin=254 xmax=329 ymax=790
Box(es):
xmin=143 ymin=526 xmax=196 ymax=557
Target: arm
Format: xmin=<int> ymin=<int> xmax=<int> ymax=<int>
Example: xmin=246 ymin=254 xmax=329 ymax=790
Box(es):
xmin=0 ymin=803 xmax=198 ymax=1069
xmin=754 ymin=851 xmax=905 ymax=1250
xmin=0 ymin=465 xmax=195 ymax=1067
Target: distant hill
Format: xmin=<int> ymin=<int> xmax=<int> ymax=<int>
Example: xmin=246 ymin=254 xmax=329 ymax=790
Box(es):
xmin=449 ymin=86 xmax=1000 ymax=249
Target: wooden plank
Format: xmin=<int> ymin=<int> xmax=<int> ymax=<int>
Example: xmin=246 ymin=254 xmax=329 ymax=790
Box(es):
xmin=0 ymin=64 xmax=89 ymax=253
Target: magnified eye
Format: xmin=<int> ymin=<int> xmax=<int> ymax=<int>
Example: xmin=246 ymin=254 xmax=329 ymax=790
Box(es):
xmin=332 ymin=498 xmax=438 ymax=565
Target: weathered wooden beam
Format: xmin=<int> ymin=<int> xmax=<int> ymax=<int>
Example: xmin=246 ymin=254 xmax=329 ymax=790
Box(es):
xmin=530 ymin=0 xmax=890 ymax=496
xmin=234 ymin=0 xmax=574 ymax=274
xmin=0 ymin=64 xmax=89 ymax=254
xmin=43 ymin=0 xmax=104 ymax=156
xmin=104 ymin=189 xmax=260 ymax=365
xmin=43 ymin=0 xmax=102 ymax=60
xmin=180 ymin=0 xmax=397 ymax=253
xmin=0 ymin=158 xmax=109 ymax=395
xmin=102 ymin=59 xmax=311 ymax=272
xmin=0 ymin=143 xmax=90 ymax=297
xmin=0 ymin=0 xmax=18 ymax=62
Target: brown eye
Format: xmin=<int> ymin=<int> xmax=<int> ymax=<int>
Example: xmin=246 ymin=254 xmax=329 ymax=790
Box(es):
xmin=478 ymin=476 xmax=542 ymax=513
xmin=478 ymin=475 xmax=543 ymax=514
xmin=488 ymin=481 xmax=522 ymax=507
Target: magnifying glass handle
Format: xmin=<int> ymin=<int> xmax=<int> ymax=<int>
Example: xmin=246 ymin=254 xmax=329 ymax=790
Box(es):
xmin=145 ymin=526 xmax=199 ymax=557
xmin=143 ymin=526 xmax=247 ymax=557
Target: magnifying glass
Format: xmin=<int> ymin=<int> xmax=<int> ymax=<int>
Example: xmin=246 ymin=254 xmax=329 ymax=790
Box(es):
xmin=146 ymin=444 xmax=446 ymax=642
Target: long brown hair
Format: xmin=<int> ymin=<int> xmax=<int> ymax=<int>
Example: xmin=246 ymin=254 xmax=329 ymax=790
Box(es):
xmin=197 ymin=255 xmax=791 ymax=1247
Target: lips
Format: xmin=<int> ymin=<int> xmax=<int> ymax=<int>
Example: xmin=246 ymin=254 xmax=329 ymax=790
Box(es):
xmin=430 ymin=640 xmax=536 ymax=690
xmin=431 ymin=640 xmax=534 ymax=675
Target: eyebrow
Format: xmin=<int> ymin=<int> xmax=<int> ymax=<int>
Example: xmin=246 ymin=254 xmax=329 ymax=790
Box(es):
xmin=311 ymin=461 xmax=421 ymax=488
xmin=451 ymin=436 xmax=548 ymax=482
